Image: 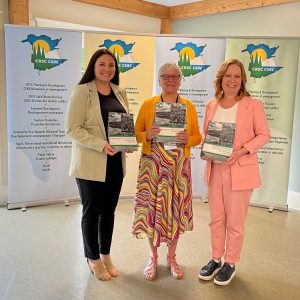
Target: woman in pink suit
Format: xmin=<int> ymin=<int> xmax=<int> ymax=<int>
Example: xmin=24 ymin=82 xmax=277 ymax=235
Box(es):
xmin=198 ymin=59 xmax=270 ymax=286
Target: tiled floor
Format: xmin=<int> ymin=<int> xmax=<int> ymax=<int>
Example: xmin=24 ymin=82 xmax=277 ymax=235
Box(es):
xmin=0 ymin=200 xmax=299 ymax=300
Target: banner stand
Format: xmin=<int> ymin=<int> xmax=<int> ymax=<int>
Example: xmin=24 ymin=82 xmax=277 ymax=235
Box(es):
xmin=7 ymin=197 xmax=80 ymax=210
xmin=251 ymin=202 xmax=288 ymax=212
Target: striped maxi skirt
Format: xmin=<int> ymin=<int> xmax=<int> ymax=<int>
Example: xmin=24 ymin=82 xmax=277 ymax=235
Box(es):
xmin=132 ymin=142 xmax=193 ymax=247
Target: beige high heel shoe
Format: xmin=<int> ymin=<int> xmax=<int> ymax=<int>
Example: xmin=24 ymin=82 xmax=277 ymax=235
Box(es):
xmin=167 ymin=255 xmax=184 ymax=279
xmin=144 ymin=256 xmax=158 ymax=281
xmin=87 ymin=259 xmax=111 ymax=281
xmin=101 ymin=255 xmax=120 ymax=277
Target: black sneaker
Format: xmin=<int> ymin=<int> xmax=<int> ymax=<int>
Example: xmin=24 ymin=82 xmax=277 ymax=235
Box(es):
xmin=214 ymin=262 xmax=236 ymax=286
xmin=198 ymin=259 xmax=222 ymax=280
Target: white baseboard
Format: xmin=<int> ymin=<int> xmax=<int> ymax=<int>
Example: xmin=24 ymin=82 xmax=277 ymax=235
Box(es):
xmin=288 ymin=191 xmax=300 ymax=211
xmin=0 ymin=185 xmax=8 ymax=206
xmin=1 ymin=189 xmax=299 ymax=210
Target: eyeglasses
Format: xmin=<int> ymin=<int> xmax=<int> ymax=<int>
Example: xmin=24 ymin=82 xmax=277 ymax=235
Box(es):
xmin=160 ymin=74 xmax=181 ymax=81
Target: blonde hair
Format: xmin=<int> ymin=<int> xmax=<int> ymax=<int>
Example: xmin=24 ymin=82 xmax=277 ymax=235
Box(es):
xmin=214 ymin=58 xmax=250 ymax=100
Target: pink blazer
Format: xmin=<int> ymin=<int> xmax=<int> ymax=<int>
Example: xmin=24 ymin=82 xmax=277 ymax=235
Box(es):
xmin=203 ymin=96 xmax=270 ymax=190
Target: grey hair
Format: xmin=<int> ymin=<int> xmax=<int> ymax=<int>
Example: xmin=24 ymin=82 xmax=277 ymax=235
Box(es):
xmin=158 ymin=62 xmax=183 ymax=80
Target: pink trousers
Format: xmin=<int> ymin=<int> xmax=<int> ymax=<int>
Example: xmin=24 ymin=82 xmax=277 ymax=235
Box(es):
xmin=208 ymin=163 xmax=252 ymax=264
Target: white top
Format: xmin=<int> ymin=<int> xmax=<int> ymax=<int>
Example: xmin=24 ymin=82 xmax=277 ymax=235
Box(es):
xmin=213 ymin=102 xmax=238 ymax=123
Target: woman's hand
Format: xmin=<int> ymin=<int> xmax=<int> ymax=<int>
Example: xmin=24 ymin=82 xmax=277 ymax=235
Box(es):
xmin=146 ymin=125 xmax=161 ymax=141
xmin=125 ymin=149 xmax=134 ymax=153
xmin=200 ymin=155 xmax=212 ymax=161
xmin=226 ymin=147 xmax=249 ymax=165
xmin=176 ymin=130 xmax=188 ymax=145
xmin=104 ymin=143 xmax=118 ymax=156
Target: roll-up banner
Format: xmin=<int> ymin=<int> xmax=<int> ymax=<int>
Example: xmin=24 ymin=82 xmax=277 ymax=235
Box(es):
xmin=5 ymin=25 xmax=82 ymax=209
xmin=155 ymin=37 xmax=226 ymax=198
xmin=226 ymin=38 xmax=300 ymax=209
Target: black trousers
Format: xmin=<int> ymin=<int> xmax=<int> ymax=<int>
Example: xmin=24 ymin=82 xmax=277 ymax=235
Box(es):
xmin=76 ymin=153 xmax=123 ymax=259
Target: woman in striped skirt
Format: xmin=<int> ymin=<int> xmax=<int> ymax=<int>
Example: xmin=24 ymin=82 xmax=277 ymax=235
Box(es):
xmin=132 ymin=62 xmax=202 ymax=280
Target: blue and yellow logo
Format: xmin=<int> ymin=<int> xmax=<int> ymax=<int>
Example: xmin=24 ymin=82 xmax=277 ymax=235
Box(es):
xmin=22 ymin=34 xmax=67 ymax=72
xmin=171 ymin=42 xmax=210 ymax=77
xmin=99 ymin=39 xmax=139 ymax=73
xmin=242 ymin=43 xmax=282 ymax=78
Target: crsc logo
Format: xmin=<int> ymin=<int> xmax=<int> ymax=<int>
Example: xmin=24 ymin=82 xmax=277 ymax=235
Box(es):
xmin=22 ymin=34 xmax=67 ymax=72
xmin=99 ymin=39 xmax=140 ymax=73
xmin=170 ymin=42 xmax=210 ymax=77
xmin=242 ymin=43 xmax=282 ymax=78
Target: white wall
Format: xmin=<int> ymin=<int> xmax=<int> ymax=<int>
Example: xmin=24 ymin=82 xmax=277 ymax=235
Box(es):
xmin=173 ymin=2 xmax=300 ymax=209
xmin=29 ymin=0 xmax=161 ymax=33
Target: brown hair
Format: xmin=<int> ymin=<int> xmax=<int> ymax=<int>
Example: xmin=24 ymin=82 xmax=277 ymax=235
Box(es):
xmin=214 ymin=58 xmax=250 ymax=100
xmin=79 ymin=49 xmax=119 ymax=85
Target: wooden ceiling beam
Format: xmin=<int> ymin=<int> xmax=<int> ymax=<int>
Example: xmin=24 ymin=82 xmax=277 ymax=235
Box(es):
xmin=8 ymin=0 xmax=29 ymax=25
xmin=160 ymin=18 xmax=172 ymax=34
xmin=73 ymin=0 xmax=170 ymax=19
xmin=74 ymin=0 xmax=299 ymax=20
xmin=169 ymin=0 xmax=300 ymax=20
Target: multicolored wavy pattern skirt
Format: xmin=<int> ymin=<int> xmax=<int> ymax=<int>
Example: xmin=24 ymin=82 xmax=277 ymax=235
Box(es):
xmin=132 ymin=142 xmax=193 ymax=247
